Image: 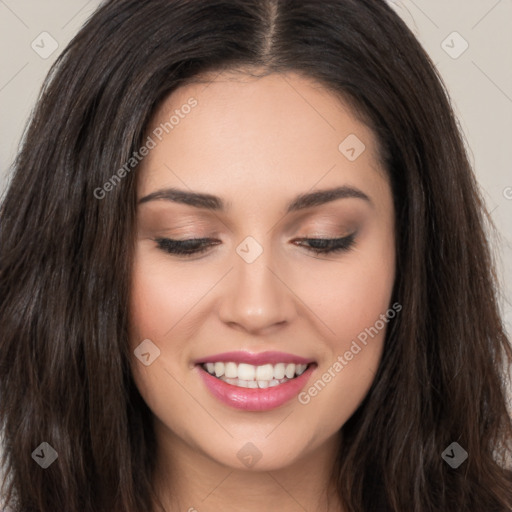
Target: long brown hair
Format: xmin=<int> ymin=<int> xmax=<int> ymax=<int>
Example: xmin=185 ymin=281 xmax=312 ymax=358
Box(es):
xmin=1 ymin=1 xmax=511 ymax=511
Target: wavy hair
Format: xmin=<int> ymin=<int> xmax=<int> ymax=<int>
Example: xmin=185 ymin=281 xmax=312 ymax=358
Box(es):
xmin=1 ymin=0 xmax=511 ymax=511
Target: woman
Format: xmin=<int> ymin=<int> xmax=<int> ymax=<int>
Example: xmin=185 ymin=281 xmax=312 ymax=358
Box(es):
xmin=1 ymin=0 xmax=511 ymax=511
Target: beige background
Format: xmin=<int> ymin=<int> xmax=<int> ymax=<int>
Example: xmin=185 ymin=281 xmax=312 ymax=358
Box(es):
xmin=0 ymin=2 xmax=511 ymax=348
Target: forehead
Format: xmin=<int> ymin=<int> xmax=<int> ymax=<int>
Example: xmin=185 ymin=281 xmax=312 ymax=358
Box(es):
xmin=137 ymin=70 xmax=387 ymax=205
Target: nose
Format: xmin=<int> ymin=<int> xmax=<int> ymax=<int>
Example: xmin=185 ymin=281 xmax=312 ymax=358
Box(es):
xmin=217 ymin=242 xmax=297 ymax=335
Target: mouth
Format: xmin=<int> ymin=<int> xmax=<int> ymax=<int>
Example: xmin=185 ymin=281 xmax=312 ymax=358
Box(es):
xmin=200 ymin=361 xmax=311 ymax=388
xmin=194 ymin=351 xmax=317 ymax=411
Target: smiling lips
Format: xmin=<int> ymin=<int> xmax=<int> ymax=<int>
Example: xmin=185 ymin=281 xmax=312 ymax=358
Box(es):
xmin=195 ymin=351 xmax=316 ymax=411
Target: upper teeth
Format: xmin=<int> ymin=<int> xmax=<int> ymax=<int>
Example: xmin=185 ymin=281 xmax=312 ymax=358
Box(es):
xmin=203 ymin=362 xmax=308 ymax=381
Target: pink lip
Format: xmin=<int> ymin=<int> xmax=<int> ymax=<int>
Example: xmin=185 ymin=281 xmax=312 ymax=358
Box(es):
xmin=195 ymin=351 xmax=314 ymax=365
xmin=196 ymin=363 xmax=317 ymax=411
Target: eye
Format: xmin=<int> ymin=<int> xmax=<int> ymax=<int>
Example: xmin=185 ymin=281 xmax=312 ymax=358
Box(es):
xmin=154 ymin=237 xmax=220 ymax=256
xmin=293 ymin=233 xmax=356 ymax=255
xmin=154 ymin=234 xmax=356 ymax=258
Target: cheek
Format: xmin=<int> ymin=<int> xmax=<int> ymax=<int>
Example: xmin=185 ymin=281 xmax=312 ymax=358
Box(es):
xmin=318 ymin=239 xmax=396 ymax=433
xmin=129 ymin=245 xmax=217 ymax=343
xmin=294 ymin=231 xmax=395 ymax=425
xmin=128 ymin=245 xmax=232 ymax=406
xmin=128 ymin=248 xmax=188 ymax=387
xmin=128 ymin=250 xmax=194 ymax=425
xmin=298 ymin=228 xmax=396 ymax=346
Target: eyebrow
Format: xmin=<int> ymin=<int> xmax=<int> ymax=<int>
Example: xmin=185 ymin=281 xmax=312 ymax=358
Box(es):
xmin=138 ymin=185 xmax=372 ymax=213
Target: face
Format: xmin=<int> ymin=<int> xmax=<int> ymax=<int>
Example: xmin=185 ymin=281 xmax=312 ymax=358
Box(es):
xmin=129 ymin=70 xmax=396 ymax=473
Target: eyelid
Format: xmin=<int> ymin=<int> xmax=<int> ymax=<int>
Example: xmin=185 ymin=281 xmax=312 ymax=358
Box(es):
xmin=154 ymin=237 xmax=219 ymax=256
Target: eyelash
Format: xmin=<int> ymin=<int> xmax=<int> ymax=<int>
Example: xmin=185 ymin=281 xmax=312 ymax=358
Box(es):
xmin=154 ymin=234 xmax=356 ymax=257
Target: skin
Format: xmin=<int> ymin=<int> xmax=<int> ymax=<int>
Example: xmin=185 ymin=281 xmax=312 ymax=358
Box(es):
xmin=129 ymin=69 xmax=396 ymax=512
